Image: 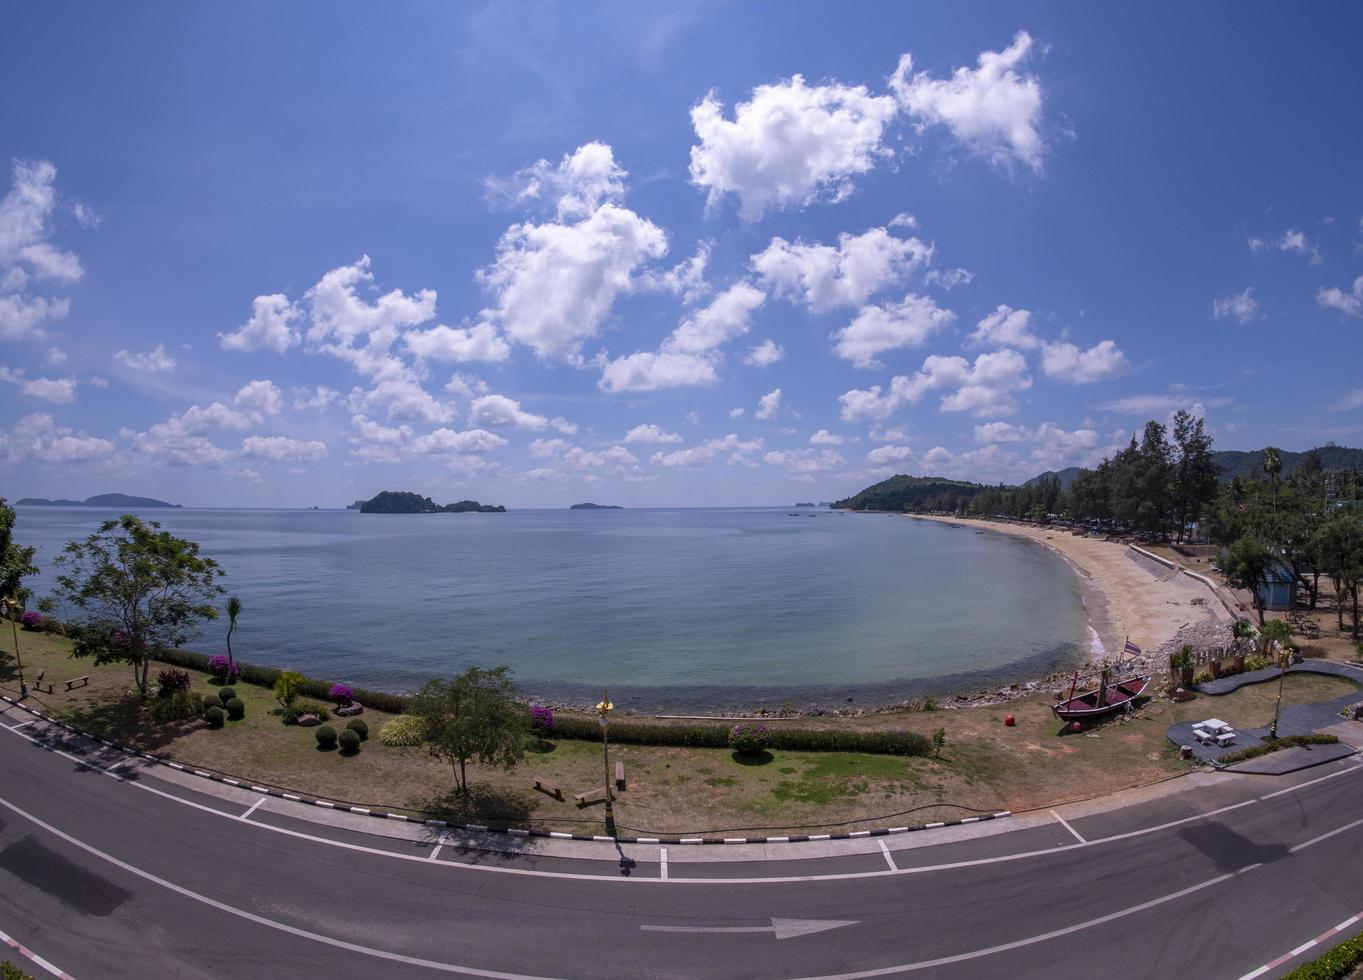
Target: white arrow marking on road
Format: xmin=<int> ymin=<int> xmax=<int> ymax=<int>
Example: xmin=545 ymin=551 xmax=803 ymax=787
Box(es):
xmin=642 ymin=918 xmax=858 ymax=940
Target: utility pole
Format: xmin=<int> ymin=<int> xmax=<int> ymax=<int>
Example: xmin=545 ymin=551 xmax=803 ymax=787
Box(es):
xmin=597 ymin=690 xmax=615 ymax=836
xmin=1269 ymin=640 xmax=1287 ymax=740
xmin=2 ymin=599 xmax=26 ymax=700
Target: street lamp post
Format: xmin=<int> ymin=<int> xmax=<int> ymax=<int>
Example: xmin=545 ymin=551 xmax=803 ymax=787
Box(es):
xmin=1269 ymin=641 xmax=1286 ymax=741
xmin=2 ymin=598 xmax=26 ymax=700
xmin=596 ymin=690 xmax=615 ymax=836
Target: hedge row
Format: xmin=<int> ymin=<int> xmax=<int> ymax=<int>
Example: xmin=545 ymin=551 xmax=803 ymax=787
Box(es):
xmin=1281 ymin=933 xmax=1363 ymax=980
xmin=549 ymin=716 xmax=933 ymax=756
xmin=1218 ymin=733 xmax=1339 ymax=767
xmin=151 ymin=648 xmax=409 ymax=714
xmin=148 ymin=648 xmax=931 ymax=755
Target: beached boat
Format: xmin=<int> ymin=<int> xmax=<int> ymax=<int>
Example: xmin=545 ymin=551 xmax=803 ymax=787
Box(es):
xmin=1052 ymin=673 xmax=1151 ymax=722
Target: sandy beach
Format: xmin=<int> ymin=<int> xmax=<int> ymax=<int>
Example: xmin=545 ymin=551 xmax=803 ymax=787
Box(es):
xmin=913 ymin=515 xmax=1231 ymax=662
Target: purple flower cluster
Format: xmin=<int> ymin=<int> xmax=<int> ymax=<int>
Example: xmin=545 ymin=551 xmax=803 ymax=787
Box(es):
xmin=529 ymin=703 xmax=554 ymax=732
xmin=727 ymin=723 xmax=770 ymax=755
xmin=20 ymin=610 xmax=43 ymax=629
xmin=207 ymin=654 xmax=239 ymax=681
xmin=329 ymin=683 xmax=355 ymax=705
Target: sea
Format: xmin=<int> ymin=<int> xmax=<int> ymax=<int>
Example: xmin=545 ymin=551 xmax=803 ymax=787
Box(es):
xmin=11 ymin=505 xmax=1095 ymax=712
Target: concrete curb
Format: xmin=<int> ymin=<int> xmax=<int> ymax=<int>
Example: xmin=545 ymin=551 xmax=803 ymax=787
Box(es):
xmin=0 ymin=693 xmax=1009 ymax=845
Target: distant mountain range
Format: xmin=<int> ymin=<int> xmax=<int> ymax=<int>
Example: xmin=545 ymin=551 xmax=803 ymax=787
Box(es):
xmin=831 ymin=475 xmax=986 ymax=512
xmin=1208 ymin=445 xmax=1363 ymax=480
xmin=15 ymin=493 xmax=181 ymax=508
xmin=1023 ymin=467 xmax=1085 ymax=490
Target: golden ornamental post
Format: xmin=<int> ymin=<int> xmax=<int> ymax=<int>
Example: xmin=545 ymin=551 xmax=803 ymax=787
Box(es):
xmin=596 ymin=689 xmax=615 ymax=835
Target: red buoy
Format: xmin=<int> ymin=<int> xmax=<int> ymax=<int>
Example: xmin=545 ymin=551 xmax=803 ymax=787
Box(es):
xmin=1070 ymin=721 xmax=1083 ymax=733
xmin=1004 ymin=714 xmax=1016 ymax=727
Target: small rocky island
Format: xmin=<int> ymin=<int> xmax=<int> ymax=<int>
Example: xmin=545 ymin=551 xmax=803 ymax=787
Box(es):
xmin=357 ymin=491 xmax=506 ymax=514
xmin=16 ymin=493 xmax=181 ymax=508
xmin=569 ymin=502 xmax=623 ymax=510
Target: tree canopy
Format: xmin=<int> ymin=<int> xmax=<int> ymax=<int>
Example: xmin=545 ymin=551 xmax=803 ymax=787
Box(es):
xmin=410 ymin=665 xmax=528 ymax=798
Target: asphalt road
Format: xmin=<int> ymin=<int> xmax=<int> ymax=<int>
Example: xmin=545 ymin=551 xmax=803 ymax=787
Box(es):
xmin=1 ymin=704 xmax=1361 ymax=979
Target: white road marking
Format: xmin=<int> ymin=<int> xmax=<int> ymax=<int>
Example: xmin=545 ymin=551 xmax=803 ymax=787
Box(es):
xmin=0 ymin=791 xmax=552 ymax=979
xmin=877 ymin=840 xmax=896 ymax=871
xmin=239 ymin=797 xmax=266 ymax=821
xmin=643 ymin=918 xmax=858 ymax=941
xmin=0 ymin=922 xmax=75 ymax=979
xmin=1289 ymin=813 xmax=1363 ymax=853
xmin=659 ymin=847 xmax=668 ymax=881
xmin=1050 ymin=809 xmax=1086 ymax=844
xmin=429 ymin=831 xmax=450 ymax=862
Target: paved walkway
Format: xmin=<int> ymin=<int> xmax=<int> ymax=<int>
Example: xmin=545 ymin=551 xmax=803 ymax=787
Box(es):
xmin=1167 ymin=659 xmax=1363 ymax=767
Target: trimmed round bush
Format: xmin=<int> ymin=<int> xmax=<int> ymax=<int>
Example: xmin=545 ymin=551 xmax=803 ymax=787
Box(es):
xmin=329 ymin=682 xmax=355 ymax=705
xmin=379 ymin=715 xmax=423 ymax=747
xmin=345 ymin=718 xmax=368 ymax=741
xmin=205 ymin=705 xmax=226 ymax=728
xmin=338 ymin=728 xmax=361 ymax=754
xmin=226 ymin=697 xmax=245 ymax=720
xmin=728 ymin=723 xmax=770 ymax=755
xmin=218 ymin=686 xmax=237 ymax=703
xmin=20 ymin=610 xmax=43 ymax=630
xmin=315 ymin=724 xmax=338 ymax=749
xmin=203 ymin=694 xmax=224 ymax=711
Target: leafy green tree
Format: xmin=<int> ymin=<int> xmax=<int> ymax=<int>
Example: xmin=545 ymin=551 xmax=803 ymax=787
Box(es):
xmin=1171 ymin=410 xmax=1218 ymax=543
xmin=1221 ymin=534 xmax=1274 ymax=625
xmin=225 ymin=595 xmax=242 ymax=673
xmin=0 ymin=499 xmax=40 ymax=692
xmin=1314 ymin=515 xmax=1363 ymax=638
xmin=53 ymin=515 xmax=225 ymax=695
xmin=411 ymin=665 xmax=528 ymax=798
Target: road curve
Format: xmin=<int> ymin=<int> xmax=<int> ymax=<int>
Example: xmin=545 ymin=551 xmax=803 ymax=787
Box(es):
xmin=0 ymin=703 xmax=1361 ymax=979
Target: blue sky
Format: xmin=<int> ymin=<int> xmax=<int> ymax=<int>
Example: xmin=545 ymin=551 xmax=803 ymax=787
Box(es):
xmin=3 ymin=2 xmax=1362 ymax=507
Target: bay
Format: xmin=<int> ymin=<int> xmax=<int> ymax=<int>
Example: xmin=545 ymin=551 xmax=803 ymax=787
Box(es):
xmin=13 ymin=506 xmax=1093 ymax=712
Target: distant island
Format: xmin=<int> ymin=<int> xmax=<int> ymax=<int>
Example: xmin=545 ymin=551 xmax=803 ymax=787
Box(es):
xmin=358 ymin=491 xmax=506 ymax=514
xmin=16 ymin=493 xmax=182 ymax=509
xmin=794 ymin=502 xmax=816 ymax=508
xmin=345 ymin=500 xmax=366 ymax=510
xmin=569 ymin=502 xmax=622 ymax=510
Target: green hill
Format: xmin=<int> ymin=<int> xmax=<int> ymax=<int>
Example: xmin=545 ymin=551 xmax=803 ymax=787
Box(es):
xmin=1210 ymin=445 xmax=1363 ymax=480
xmin=1023 ymin=467 xmax=1084 ymax=490
xmin=358 ymin=491 xmax=506 ymax=514
xmin=831 ymin=474 xmax=987 ymax=513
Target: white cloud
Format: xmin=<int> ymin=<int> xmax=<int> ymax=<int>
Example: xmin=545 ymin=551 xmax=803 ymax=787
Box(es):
xmin=233 ymin=379 xmax=284 ymax=416
xmin=967 ymin=304 xmax=1038 ymax=350
xmin=0 ymin=367 xmax=78 ymax=404
xmin=809 ymin=429 xmax=844 ymax=446
xmin=240 ymin=435 xmax=328 ymax=463
xmin=1040 ymin=339 xmax=1128 ymax=384
xmin=763 ymin=447 xmax=844 ymax=473
xmin=1101 ymin=393 xmax=1231 ymax=416
xmin=444 ymin=373 xmax=490 ymax=398
xmin=404 ymin=322 xmax=510 ymax=363
xmin=0 ymin=160 xmax=82 ymax=340
xmin=219 ymin=294 xmax=301 ymax=353
xmin=1251 ymin=228 xmax=1322 ymax=264
xmin=304 ymin=256 xmax=437 ymax=381
xmin=756 ymin=387 xmax=782 ymax=421
xmin=599 ymin=282 xmax=764 ymax=393
xmin=751 ymin=226 xmax=931 ymax=313
xmin=689 ymin=75 xmax=898 ymax=219
xmin=832 ymin=292 xmax=954 ymax=368
xmin=840 ymin=349 xmax=1032 ymax=421
xmin=890 ymin=31 xmax=1045 ymax=171
xmin=487 ymin=141 xmax=627 ymax=220
xmin=347 ymin=378 xmax=456 ymax=424
xmin=1318 ymin=275 xmax=1363 ymax=318
xmin=1331 ymin=389 xmax=1363 ymax=412
xmin=0 ymin=412 xmax=113 ymax=464
xmin=624 ymin=424 xmax=682 ymax=444
xmin=347 ymin=414 xmax=413 ymax=462
xmin=469 ymin=393 xmax=551 ymax=430
xmin=651 ymin=433 xmax=764 ymax=468
xmin=346 ymin=413 xmax=507 ymax=465
xmin=598 ymin=350 xmax=718 ymax=393
xmin=114 ymin=342 xmax=177 ymax=373
xmin=729 ymin=407 xmax=746 ymax=418
xmin=743 ymin=339 xmax=784 ymax=367
xmin=643 ymin=244 xmax=711 ymax=305
xmin=409 ymin=427 xmax=508 ymax=457
xmin=974 ymin=421 xmax=1026 ymax=444
xmin=1212 ymin=287 xmax=1261 ymax=323
xmin=292 ymin=385 xmax=340 ymax=411
xmin=479 ymin=202 xmax=668 ymax=361
xmin=45 ymin=346 xmax=66 ymax=366
xmin=869 ymin=423 xmax=908 ymax=443
xmin=866 ymin=444 xmax=913 ymax=465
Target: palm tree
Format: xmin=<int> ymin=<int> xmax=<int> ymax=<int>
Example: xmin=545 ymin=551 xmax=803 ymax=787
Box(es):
xmin=1262 ymin=447 xmax=1283 ymax=486
xmin=225 ymin=596 xmax=241 ymax=674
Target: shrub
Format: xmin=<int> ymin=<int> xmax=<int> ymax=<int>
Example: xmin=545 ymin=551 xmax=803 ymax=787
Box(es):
xmin=543 ymin=717 xmax=934 ymax=756
xmin=932 ymin=727 xmax=947 ymax=756
xmin=379 ymin=715 xmax=424 ymax=747
xmin=1219 ymin=733 xmax=1339 ymax=767
xmin=345 ymin=718 xmax=368 ymax=741
xmin=150 ymin=650 xmax=414 ymax=714
xmin=338 ymin=728 xmax=361 ymax=753
xmin=156 ymin=668 xmax=192 ymax=697
xmin=218 ymin=686 xmax=237 ymax=703
xmin=295 ymin=700 xmax=330 ymax=720
xmin=205 ymin=705 xmax=226 ymax=728
xmin=1245 ymin=656 xmax=1271 ymax=671
xmin=226 ymin=697 xmax=245 ymax=720
xmin=203 ymin=694 xmax=224 ymax=711
xmin=20 ymin=610 xmax=42 ymax=630
xmin=1193 ymin=670 xmax=1215 ymax=685
xmin=3 ymin=960 xmax=35 ymax=980
xmin=273 ymin=670 xmax=305 ymax=709
xmin=149 ymin=691 xmax=205 ymax=723
xmin=728 ymin=723 xmax=769 ymax=754
xmin=207 ymin=654 xmax=240 ymax=683
xmin=529 ymin=703 xmax=555 ymax=735
xmin=1282 ymin=933 xmax=1363 ymax=980
xmin=42 ymin=617 xmax=66 ymax=636
xmin=315 ymin=724 xmax=338 ymax=749
xmin=329 ymin=683 xmax=355 ymax=706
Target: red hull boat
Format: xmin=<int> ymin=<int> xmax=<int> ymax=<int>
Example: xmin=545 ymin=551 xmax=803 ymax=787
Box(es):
xmin=1052 ymin=674 xmax=1151 ymax=722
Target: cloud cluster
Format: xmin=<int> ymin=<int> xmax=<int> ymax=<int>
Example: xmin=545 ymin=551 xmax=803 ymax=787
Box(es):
xmin=1212 ymin=287 xmax=1260 ymax=323
xmin=0 ymin=160 xmax=83 ymax=341
xmin=841 ymin=349 xmax=1033 ymax=421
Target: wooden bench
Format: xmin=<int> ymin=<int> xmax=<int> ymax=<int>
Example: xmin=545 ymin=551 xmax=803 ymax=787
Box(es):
xmin=573 ymin=786 xmax=608 ymax=806
xmin=33 ymin=682 xmax=54 ymax=694
xmin=615 ymin=761 xmax=626 ymax=791
xmin=532 ymin=776 xmax=563 ymax=800
xmin=64 ymin=676 xmax=90 ymax=691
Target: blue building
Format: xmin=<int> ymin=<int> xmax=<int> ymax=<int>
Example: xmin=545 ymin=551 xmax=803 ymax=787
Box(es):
xmin=1256 ymin=563 xmax=1298 ymax=611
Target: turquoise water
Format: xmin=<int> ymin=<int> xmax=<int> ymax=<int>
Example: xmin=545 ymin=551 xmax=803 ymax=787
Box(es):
xmin=13 ymin=506 xmax=1091 ymax=711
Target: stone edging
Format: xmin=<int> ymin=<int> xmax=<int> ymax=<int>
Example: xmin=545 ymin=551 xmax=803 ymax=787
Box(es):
xmin=0 ymin=693 xmax=1010 ymax=846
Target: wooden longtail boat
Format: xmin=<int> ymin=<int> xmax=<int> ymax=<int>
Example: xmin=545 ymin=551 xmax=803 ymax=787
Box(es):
xmin=1052 ymin=673 xmax=1151 ymax=722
